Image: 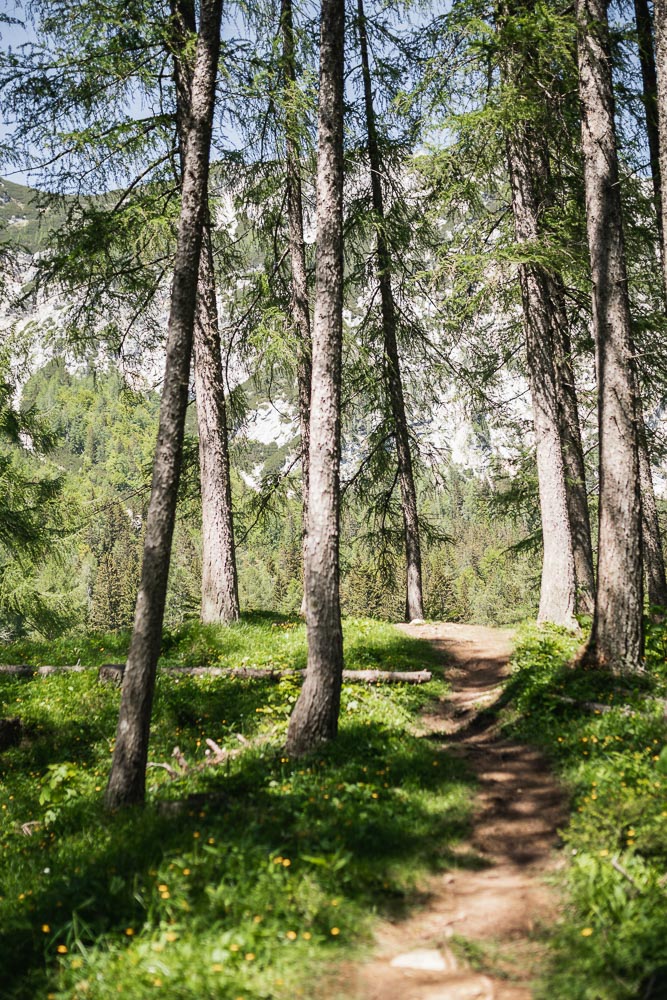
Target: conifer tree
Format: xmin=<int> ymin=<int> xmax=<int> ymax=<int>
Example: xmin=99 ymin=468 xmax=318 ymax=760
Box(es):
xmin=626 ymin=0 xmax=667 ymax=611
xmin=499 ymin=0 xmax=594 ymax=625
xmin=171 ymin=0 xmax=240 ymax=624
xmin=424 ymin=0 xmax=595 ymax=624
xmin=653 ymin=0 xmax=667 ymax=275
xmin=355 ymin=0 xmax=424 ymax=622
xmin=576 ymin=0 xmax=644 ymax=671
xmin=286 ymin=0 xmax=345 ymax=754
xmin=106 ymin=0 xmax=223 ymax=807
xmin=2 ymin=0 xmax=240 ymax=627
xmin=635 ymin=0 xmax=663 ymax=242
xmin=280 ymin=0 xmax=313 ymax=615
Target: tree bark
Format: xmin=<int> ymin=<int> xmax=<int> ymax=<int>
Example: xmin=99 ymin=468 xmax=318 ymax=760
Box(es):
xmin=171 ymin=0 xmax=239 ymax=624
xmin=635 ymin=0 xmax=664 ymax=247
xmin=194 ymin=227 xmax=240 ymax=623
xmin=105 ymin=0 xmax=223 ymax=808
xmin=576 ymin=0 xmax=644 ymax=671
xmin=655 ymin=0 xmax=667 ymax=285
xmin=280 ymin=0 xmax=312 ymax=617
xmin=285 ymin=0 xmax=345 ymax=755
xmin=549 ymin=278 xmax=596 ymax=614
xmin=505 ymin=127 xmax=578 ymax=628
xmin=356 ymin=0 xmax=424 ymax=622
xmin=498 ymin=0 xmax=594 ymax=622
xmin=638 ymin=412 xmax=667 ymax=608
xmin=632 ymin=0 xmax=667 ymax=612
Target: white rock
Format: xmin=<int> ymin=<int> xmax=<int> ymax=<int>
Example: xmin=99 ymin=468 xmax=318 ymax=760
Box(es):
xmin=390 ymin=948 xmax=454 ymax=972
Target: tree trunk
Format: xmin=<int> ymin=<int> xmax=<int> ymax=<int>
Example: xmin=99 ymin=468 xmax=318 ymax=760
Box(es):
xmin=633 ymin=0 xmax=667 ymax=612
xmin=505 ymin=128 xmax=578 ymax=628
xmin=280 ymin=0 xmax=312 ymax=618
xmin=194 ymin=225 xmax=240 ymax=623
xmin=356 ymin=0 xmax=424 ymax=622
xmin=549 ymin=278 xmax=596 ymax=614
xmin=171 ymin=0 xmax=239 ymax=624
xmin=498 ymin=0 xmax=594 ymax=623
xmin=576 ymin=0 xmax=644 ymax=671
xmin=635 ymin=0 xmax=663 ymax=246
xmin=638 ymin=411 xmax=667 ymax=609
xmin=655 ymin=0 xmax=667 ymax=285
xmin=285 ymin=0 xmax=345 ymax=755
xmin=105 ymin=0 xmax=223 ymax=808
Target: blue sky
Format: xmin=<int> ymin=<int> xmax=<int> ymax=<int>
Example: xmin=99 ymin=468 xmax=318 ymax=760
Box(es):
xmin=1 ymin=2 xmax=39 ymax=185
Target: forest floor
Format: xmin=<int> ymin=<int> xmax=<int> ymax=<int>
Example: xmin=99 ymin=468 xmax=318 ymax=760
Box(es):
xmin=2 ymin=615 xmax=666 ymax=999
xmin=331 ymin=622 xmax=567 ymax=1000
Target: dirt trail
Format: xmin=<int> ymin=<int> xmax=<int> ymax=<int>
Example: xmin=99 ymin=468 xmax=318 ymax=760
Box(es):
xmin=337 ymin=622 xmax=567 ymax=1000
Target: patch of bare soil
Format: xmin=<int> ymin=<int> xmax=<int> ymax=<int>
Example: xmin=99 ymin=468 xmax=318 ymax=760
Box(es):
xmin=329 ymin=622 xmax=567 ymax=1000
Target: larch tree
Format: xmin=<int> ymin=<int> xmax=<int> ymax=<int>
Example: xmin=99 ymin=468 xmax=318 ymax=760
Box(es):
xmin=638 ymin=419 xmax=667 ymax=610
xmin=576 ymin=0 xmax=644 ymax=670
xmin=171 ymin=0 xmax=240 ymax=625
xmin=504 ymin=125 xmax=578 ymax=628
xmin=356 ymin=0 xmax=425 ymax=623
xmin=635 ymin=0 xmax=663 ymax=241
xmin=499 ymin=0 xmax=595 ymax=625
xmin=626 ymin=0 xmax=667 ymax=611
xmin=106 ymin=0 xmax=223 ymax=808
xmin=653 ymin=0 xmax=667 ymax=276
xmin=550 ymin=285 xmax=596 ymax=616
xmin=280 ymin=0 xmax=313 ymax=615
xmin=285 ymin=0 xmax=345 ymax=754
xmin=2 ymin=0 xmax=240 ymax=628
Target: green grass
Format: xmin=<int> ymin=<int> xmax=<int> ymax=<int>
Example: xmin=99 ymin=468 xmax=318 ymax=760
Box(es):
xmin=0 ymin=615 xmax=476 ymax=1000
xmin=502 ymin=619 xmax=667 ymax=1000
xmin=0 ymin=610 xmax=441 ymax=672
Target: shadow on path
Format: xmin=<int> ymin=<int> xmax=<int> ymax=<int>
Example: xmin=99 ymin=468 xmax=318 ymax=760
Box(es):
xmin=329 ymin=621 xmax=567 ymax=1000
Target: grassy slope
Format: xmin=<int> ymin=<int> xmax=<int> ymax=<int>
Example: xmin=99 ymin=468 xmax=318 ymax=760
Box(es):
xmin=0 ymin=615 xmax=476 ymax=1000
xmin=503 ymin=621 xmax=667 ymax=1000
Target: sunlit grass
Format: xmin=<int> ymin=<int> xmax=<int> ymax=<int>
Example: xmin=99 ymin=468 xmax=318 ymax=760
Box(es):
xmin=0 ymin=616 xmax=474 ymax=1000
xmin=503 ymin=618 xmax=667 ymax=1000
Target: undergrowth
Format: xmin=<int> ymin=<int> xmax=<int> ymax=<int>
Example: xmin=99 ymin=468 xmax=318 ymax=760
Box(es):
xmin=504 ymin=618 xmax=667 ymax=1000
xmin=0 ymin=615 xmax=476 ymax=1000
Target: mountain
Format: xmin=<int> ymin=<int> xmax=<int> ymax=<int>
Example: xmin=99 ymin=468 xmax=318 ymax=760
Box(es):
xmin=0 ymin=177 xmax=68 ymax=253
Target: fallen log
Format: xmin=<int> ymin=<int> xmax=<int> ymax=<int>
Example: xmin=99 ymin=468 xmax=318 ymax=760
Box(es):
xmin=0 ymin=663 xmax=433 ymax=685
xmin=341 ymin=669 xmax=432 ymax=683
xmin=0 ymin=664 xmax=88 ymax=677
xmin=103 ymin=664 xmax=432 ymax=684
xmin=551 ymin=694 xmax=626 ymax=715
